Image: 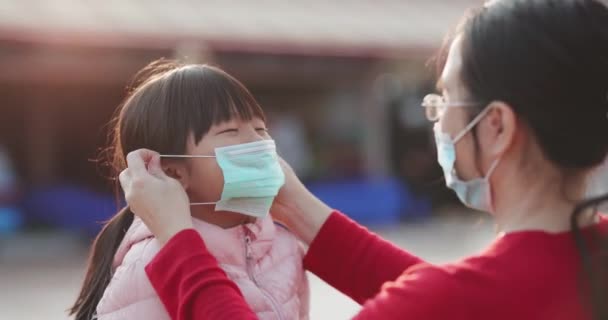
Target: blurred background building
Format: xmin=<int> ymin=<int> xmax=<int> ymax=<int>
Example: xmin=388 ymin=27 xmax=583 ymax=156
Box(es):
xmin=0 ymin=0 xmax=488 ymax=236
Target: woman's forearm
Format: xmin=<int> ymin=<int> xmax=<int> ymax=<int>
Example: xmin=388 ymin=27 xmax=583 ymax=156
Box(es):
xmin=303 ymin=211 xmax=426 ymax=304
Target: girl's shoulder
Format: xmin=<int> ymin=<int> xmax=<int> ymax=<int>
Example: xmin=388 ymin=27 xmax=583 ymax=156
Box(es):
xmin=114 ymin=217 xmax=162 ymax=268
xmin=119 ymin=236 xmax=162 ymax=267
xmin=97 ymin=238 xmax=162 ymax=317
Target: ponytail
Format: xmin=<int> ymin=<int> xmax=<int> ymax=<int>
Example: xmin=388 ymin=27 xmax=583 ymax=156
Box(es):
xmin=69 ymin=207 xmax=134 ymax=320
xmin=571 ymin=193 xmax=608 ymax=320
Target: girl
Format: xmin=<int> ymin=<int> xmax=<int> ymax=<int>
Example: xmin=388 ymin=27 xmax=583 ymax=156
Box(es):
xmin=69 ymin=60 xmax=309 ymax=320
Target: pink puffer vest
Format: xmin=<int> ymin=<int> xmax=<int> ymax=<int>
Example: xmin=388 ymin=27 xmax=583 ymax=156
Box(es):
xmin=96 ymin=215 xmax=309 ymax=320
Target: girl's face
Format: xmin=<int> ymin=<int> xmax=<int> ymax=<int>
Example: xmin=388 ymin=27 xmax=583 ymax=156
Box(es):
xmin=181 ymin=117 xmax=271 ymax=205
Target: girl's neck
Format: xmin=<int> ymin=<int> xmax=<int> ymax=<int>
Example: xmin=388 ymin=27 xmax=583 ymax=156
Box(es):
xmin=191 ymin=207 xmax=256 ymax=229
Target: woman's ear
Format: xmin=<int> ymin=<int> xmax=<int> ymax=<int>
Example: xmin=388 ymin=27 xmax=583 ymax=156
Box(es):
xmin=162 ymin=161 xmax=190 ymax=190
xmin=479 ymin=101 xmax=518 ymax=159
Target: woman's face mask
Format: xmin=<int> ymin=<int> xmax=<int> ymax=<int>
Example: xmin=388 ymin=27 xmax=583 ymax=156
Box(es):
xmin=433 ymin=106 xmax=501 ymax=212
xmin=425 ymin=35 xmax=502 ymax=213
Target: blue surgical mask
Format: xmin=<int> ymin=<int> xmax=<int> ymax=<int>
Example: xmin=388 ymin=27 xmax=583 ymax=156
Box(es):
xmin=162 ymin=140 xmax=285 ymax=218
xmin=433 ymin=107 xmax=500 ymax=212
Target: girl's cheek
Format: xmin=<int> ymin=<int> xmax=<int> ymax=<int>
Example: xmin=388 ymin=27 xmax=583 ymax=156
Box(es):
xmin=190 ymin=162 xmax=225 ymax=200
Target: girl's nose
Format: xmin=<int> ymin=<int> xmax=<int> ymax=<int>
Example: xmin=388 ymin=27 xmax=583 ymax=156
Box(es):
xmin=239 ymin=126 xmax=267 ymax=144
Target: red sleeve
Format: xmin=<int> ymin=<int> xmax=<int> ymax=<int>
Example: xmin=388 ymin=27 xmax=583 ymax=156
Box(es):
xmin=145 ymin=229 xmax=258 ymax=320
xmin=145 ymin=212 xmax=432 ymax=320
xmin=304 ymin=211 xmax=427 ymax=304
xmin=353 ymin=264 xmax=460 ymax=319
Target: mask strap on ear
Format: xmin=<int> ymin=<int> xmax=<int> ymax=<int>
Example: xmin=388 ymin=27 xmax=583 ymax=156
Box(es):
xmin=453 ymin=105 xmax=493 ymax=143
xmin=159 ymin=154 xmax=218 ymax=206
xmin=485 ymin=157 xmax=501 ymax=180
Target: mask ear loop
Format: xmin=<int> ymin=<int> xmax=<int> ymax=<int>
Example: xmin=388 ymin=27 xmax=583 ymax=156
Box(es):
xmin=453 ymin=105 xmax=493 ymax=143
xmin=450 ymin=105 xmax=500 ymax=177
xmin=160 ymin=155 xmax=215 ymax=158
xmin=160 ymin=154 xmax=219 ymax=206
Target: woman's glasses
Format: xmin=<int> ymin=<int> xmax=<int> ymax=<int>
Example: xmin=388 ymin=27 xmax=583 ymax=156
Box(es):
xmin=421 ymin=93 xmax=482 ymax=122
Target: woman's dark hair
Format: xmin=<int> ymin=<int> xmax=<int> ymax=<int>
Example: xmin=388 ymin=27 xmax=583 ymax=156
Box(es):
xmin=69 ymin=59 xmax=265 ymax=320
xmin=441 ymin=0 xmax=608 ymax=318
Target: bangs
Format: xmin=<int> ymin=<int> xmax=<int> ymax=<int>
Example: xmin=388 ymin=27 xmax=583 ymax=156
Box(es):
xmin=116 ymin=61 xmax=266 ymax=163
xmin=167 ymin=65 xmax=266 ymax=144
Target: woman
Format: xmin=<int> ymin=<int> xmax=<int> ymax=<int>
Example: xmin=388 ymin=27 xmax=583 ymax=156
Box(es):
xmin=119 ymin=0 xmax=608 ymax=319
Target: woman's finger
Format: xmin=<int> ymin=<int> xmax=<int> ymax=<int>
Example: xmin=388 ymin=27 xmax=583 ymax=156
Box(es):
xmin=126 ymin=150 xmax=149 ymax=176
xmin=118 ymin=169 xmax=130 ymax=191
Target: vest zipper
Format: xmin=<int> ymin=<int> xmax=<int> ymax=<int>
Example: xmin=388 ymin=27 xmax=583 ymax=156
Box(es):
xmin=245 ymin=234 xmax=285 ymax=320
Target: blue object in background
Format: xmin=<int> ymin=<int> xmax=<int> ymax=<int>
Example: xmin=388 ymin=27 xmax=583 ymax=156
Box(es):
xmin=19 ymin=178 xmax=432 ymax=235
xmin=306 ymin=177 xmax=431 ymax=226
xmin=0 ymin=207 xmax=24 ymax=235
xmin=22 ymin=185 xmax=121 ymax=237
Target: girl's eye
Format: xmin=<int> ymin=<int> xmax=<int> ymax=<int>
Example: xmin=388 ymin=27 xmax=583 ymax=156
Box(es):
xmin=217 ymin=128 xmax=238 ymax=135
xmin=256 ymin=128 xmax=269 ymax=133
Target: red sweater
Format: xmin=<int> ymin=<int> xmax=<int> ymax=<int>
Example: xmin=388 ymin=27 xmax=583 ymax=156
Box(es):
xmin=145 ymin=212 xmax=607 ymax=319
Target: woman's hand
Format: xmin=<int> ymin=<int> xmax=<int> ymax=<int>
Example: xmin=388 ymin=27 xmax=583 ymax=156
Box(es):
xmin=119 ymin=149 xmax=194 ymax=245
xmin=270 ymin=158 xmax=333 ymax=245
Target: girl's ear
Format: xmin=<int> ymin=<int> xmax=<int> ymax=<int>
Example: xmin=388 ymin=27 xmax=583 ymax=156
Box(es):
xmin=162 ymin=161 xmax=190 ymax=190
